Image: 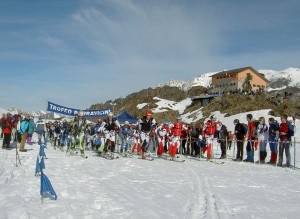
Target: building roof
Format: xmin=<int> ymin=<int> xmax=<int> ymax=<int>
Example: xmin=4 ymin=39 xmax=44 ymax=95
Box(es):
xmin=211 ymin=66 xmax=269 ymax=83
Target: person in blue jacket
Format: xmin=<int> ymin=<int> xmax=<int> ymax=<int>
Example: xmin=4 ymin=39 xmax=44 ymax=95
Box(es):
xmin=19 ymin=113 xmax=31 ymax=152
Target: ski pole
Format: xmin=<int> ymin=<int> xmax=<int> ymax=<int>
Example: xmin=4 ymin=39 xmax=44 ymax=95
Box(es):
xmin=232 ymin=139 xmax=236 ymax=160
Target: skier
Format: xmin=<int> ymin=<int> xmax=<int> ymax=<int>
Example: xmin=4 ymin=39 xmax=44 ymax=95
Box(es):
xmin=70 ymin=111 xmax=87 ymax=157
xmin=60 ymin=119 xmax=71 ymax=148
xmin=103 ymin=112 xmax=120 ymax=156
xmin=130 ymin=123 xmax=141 ymax=154
xmin=157 ymin=120 xmax=171 ymax=157
xmin=94 ymin=118 xmax=106 ymax=152
xmin=138 ymin=110 xmax=157 ymax=159
xmin=169 ymin=115 xmax=187 ymax=160
xmin=189 ymin=122 xmax=200 ymax=156
xmin=202 ymin=116 xmax=217 ymax=159
xmin=119 ymin=121 xmax=130 ymax=155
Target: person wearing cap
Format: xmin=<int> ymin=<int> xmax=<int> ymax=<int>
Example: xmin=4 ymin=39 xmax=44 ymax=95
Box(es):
xmin=70 ymin=110 xmax=87 ymax=157
xmin=103 ymin=112 xmax=120 ymax=156
xmin=233 ymin=119 xmax=247 ymax=161
xmin=138 ymin=109 xmax=157 ymax=159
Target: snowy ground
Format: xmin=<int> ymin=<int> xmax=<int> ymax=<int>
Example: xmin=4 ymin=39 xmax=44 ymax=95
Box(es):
xmin=1 ymin=135 xmax=300 ymax=219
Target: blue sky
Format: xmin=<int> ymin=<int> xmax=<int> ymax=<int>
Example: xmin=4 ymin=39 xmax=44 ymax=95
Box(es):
xmin=1 ymin=0 xmax=300 ymax=112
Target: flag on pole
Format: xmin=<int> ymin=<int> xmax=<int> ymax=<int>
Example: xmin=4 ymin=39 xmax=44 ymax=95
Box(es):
xmin=35 ymin=155 xmax=40 ymax=176
xmin=40 ymin=156 xmax=45 ymax=170
xmin=40 ymin=171 xmax=57 ymax=200
xmin=39 ymin=144 xmax=47 ymax=158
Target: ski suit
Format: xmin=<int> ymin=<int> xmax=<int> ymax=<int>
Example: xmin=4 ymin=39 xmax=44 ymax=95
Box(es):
xmin=70 ymin=117 xmax=87 ymax=155
xmin=202 ymin=120 xmax=216 ymax=159
xmin=138 ymin=116 xmax=157 ymax=157
xmin=157 ymin=124 xmax=171 ymax=156
xmin=169 ymin=122 xmax=186 ymax=158
xmin=104 ymin=118 xmax=120 ymax=153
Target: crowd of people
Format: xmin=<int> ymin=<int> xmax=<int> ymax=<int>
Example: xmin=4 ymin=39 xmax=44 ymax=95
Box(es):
xmin=0 ymin=110 xmax=295 ymax=167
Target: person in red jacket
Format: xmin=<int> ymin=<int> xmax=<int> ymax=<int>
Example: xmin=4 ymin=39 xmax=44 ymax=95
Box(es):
xmin=169 ymin=115 xmax=187 ymax=160
xmin=278 ymin=114 xmax=291 ymax=167
xmin=157 ymin=120 xmax=171 ymax=156
xmin=244 ymin=114 xmax=256 ymax=162
xmin=1 ymin=113 xmax=15 ymax=149
xmin=202 ymin=116 xmax=217 ymax=159
xmin=0 ymin=113 xmax=5 ymax=139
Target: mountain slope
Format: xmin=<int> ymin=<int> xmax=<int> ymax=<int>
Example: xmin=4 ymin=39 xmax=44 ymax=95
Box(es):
xmin=88 ymin=67 xmax=300 ymax=123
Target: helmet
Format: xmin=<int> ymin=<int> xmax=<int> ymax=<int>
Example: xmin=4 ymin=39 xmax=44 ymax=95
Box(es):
xmin=176 ymin=115 xmax=182 ymax=120
xmin=145 ymin=110 xmax=152 ymax=116
xmin=163 ymin=120 xmax=169 ymax=125
xmin=125 ymin=121 xmax=129 ymax=125
xmin=108 ymin=112 xmax=113 ymax=117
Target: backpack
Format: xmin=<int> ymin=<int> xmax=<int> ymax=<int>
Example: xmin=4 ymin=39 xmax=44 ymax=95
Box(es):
xmin=36 ymin=123 xmax=45 ymax=133
xmin=287 ymin=122 xmax=295 ymax=137
xmin=241 ymin=123 xmax=248 ymax=135
xmin=269 ymin=122 xmax=280 ymax=137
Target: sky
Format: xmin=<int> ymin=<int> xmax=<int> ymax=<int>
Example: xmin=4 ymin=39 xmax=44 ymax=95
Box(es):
xmin=1 ymin=0 xmax=300 ymax=112
xmin=0 ymin=109 xmax=299 ymax=218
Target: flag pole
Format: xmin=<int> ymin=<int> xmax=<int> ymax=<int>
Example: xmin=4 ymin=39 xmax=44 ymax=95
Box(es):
xmin=293 ymin=116 xmax=296 ymax=170
xmin=15 ymin=135 xmax=21 ymax=167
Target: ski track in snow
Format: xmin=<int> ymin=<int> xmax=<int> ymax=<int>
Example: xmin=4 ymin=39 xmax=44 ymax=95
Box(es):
xmin=1 ymin=139 xmax=300 ymax=218
xmin=187 ymin=161 xmax=234 ymax=219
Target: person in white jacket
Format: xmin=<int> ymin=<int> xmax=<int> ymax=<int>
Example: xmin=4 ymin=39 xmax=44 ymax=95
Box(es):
xmin=256 ymin=116 xmax=269 ymax=163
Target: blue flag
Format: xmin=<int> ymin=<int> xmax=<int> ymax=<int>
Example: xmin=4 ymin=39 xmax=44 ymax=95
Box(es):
xmin=35 ymin=156 xmax=40 ymax=176
xmin=40 ymin=171 xmax=57 ymax=200
xmin=40 ymin=156 xmax=45 ymax=170
xmin=39 ymin=144 xmax=47 ymax=158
